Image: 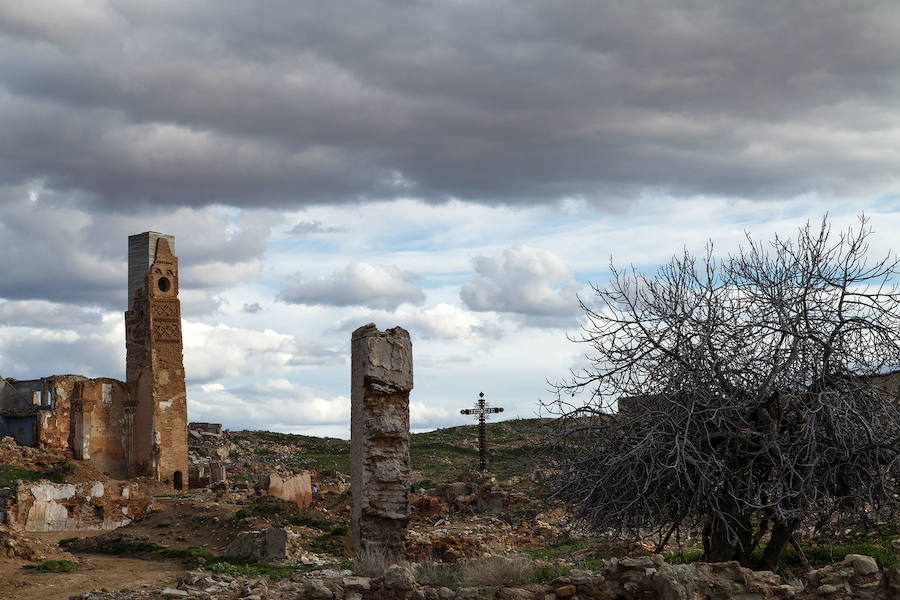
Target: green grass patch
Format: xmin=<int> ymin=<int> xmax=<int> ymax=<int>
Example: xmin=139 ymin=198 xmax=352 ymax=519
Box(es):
xmin=81 ymin=539 xmax=296 ymax=576
xmin=757 ymin=542 xmax=899 ymax=569
xmin=664 ymin=549 xmax=704 ymax=564
xmin=0 ymin=465 xmax=65 ymax=487
xmin=234 ymin=497 xmax=292 ymax=520
xmin=227 ymin=418 xmax=550 ymax=485
xmin=309 ymin=524 xmax=350 ymax=555
xmin=664 ymin=541 xmax=898 ymax=570
xmin=289 ymin=514 xmax=331 ymax=530
xmin=326 ymin=524 xmax=350 ymax=537
xmin=206 ymin=557 xmax=294 ymax=577
xmin=96 ymin=539 xmax=215 ymax=563
xmin=530 ymin=563 xmax=570 ymax=583
xmin=58 ymin=537 xmax=79 ymax=548
xmin=575 ymin=558 xmax=607 ymax=571
xmin=526 ymin=537 xmax=599 ymax=561
xmin=26 ymin=560 xmax=77 ymax=573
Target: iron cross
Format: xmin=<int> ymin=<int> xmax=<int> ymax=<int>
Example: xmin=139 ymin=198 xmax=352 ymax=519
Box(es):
xmin=460 ymin=392 xmax=504 ymax=471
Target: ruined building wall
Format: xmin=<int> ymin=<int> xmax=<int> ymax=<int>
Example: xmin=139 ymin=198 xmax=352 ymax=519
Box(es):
xmin=38 ymin=375 xmax=83 ymax=450
xmin=125 ymin=233 xmax=189 ymax=487
xmin=350 ymin=324 xmax=412 ymax=556
xmin=71 ymin=378 xmax=131 ymax=479
xmin=3 ymin=480 xmax=150 ymax=533
xmin=0 ymin=378 xmax=45 ymax=446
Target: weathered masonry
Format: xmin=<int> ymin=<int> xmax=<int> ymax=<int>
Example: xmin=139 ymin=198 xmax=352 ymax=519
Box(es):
xmin=125 ymin=233 xmax=189 ymax=487
xmin=0 ymin=232 xmax=189 ymax=489
xmin=350 ymin=324 xmax=412 ymax=557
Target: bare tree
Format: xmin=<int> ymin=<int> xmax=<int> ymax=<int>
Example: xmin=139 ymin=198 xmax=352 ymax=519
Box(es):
xmin=544 ymin=217 xmax=900 ymax=569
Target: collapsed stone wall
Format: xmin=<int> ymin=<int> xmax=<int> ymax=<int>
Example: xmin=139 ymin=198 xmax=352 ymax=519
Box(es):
xmin=68 ymin=553 xmax=900 ymax=600
xmin=2 ymin=480 xmax=151 ymax=532
xmin=351 ymin=324 xmax=412 ymax=557
xmin=38 ymin=375 xmax=80 ymax=450
xmin=71 ymin=378 xmax=132 ymax=479
xmin=189 ymin=422 xmax=223 ymax=434
xmin=266 ymin=472 xmax=313 ymax=507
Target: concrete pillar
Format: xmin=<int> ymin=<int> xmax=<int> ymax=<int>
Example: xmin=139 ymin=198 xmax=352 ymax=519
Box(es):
xmin=350 ymin=323 xmax=412 ymax=557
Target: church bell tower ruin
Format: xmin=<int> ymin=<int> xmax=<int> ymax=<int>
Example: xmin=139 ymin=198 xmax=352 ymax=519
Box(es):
xmin=125 ymin=232 xmax=189 ymax=489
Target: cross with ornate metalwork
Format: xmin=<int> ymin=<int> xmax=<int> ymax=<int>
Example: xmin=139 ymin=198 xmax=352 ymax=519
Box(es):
xmin=460 ymin=392 xmax=504 ymax=471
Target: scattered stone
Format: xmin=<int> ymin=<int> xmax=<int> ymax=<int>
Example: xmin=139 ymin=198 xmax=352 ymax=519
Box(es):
xmin=226 ymin=526 xmax=291 ymax=561
xmin=384 ymin=563 xmax=417 ymax=591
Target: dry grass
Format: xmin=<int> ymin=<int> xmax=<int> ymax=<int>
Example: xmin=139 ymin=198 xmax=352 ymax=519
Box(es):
xmin=415 ymin=561 xmax=463 ymax=587
xmin=354 ymin=544 xmax=406 ymax=577
xmin=458 ymin=554 xmax=534 ymax=587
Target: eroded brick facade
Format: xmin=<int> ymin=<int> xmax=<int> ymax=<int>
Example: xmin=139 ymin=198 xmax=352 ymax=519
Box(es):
xmin=0 ymin=232 xmax=189 ymax=489
xmin=125 ymin=233 xmax=189 ymax=488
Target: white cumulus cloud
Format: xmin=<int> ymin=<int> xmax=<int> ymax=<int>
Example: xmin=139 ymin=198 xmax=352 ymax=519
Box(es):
xmin=461 ymin=245 xmax=582 ymax=321
xmin=279 ymin=262 xmax=426 ymax=310
xmin=182 ymin=322 xmax=341 ymax=382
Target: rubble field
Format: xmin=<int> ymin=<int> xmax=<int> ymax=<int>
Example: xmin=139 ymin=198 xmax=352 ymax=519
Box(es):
xmin=1 ymin=421 xmax=897 ymax=600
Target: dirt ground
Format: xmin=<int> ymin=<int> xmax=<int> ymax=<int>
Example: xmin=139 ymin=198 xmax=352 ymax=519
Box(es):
xmin=0 ymin=498 xmax=237 ymax=600
xmin=108 ymin=496 xmax=243 ymax=552
xmin=0 ymin=554 xmax=184 ymax=600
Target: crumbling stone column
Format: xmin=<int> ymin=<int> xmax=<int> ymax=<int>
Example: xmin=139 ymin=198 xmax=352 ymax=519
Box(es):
xmin=350 ymin=324 xmax=412 ymax=557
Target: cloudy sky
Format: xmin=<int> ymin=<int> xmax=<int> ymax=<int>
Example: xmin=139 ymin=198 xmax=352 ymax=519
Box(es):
xmin=1 ymin=1 xmax=899 ymax=437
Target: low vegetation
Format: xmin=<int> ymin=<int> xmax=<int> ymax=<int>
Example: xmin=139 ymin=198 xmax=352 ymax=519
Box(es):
xmin=416 ymin=554 xmax=565 ymax=587
xmin=25 ymin=559 xmax=77 ymax=573
xmin=0 ymin=465 xmax=65 ymax=487
xmin=59 ymin=537 xmax=300 ymax=577
xmin=234 ymin=418 xmax=548 ymax=485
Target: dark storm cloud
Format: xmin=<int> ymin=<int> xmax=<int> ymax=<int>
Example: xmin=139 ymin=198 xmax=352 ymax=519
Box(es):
xmin=0 ymin=1 xmax=898 ymax=211
xmin=0 ymin=184 xmax=277 ymax=307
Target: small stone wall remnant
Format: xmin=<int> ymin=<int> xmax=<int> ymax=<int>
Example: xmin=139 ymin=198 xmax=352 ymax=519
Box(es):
xmin=350 ymin=323 xmax=412 ymax=557
xmin=2 ymin=480 xmax=150 ymax=532
xmin=267 ymin=472 xmax=312 ymax=507
xmin=189 ymin=422 xmax=222 ymax=435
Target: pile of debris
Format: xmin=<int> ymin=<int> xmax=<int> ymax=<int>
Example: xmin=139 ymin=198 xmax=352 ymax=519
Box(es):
xmin=0 ymin=523 xmax=74 ymax=561
xmin=432 ymin=471 xmax=529 ymax=514
xmin=226 ymin=526 xmax=332 ymax=565
xmin=67 ymin=554 xmax=900 ymax=600
xmin=0 ymin=435 xmax=68 ymax=470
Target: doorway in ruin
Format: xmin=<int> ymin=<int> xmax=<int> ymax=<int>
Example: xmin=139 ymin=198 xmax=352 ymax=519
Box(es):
xmin=173 ymin=470 xmax=183 ymax=490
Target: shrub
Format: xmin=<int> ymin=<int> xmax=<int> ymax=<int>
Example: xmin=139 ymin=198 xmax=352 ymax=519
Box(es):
xmin=206 ymin=557 xmax=293 ymax=577
xmin=27 ymin=560 xmax=77 ymax=573
xmin=530 ymin=563 xmax=570 ymax=584
xmin=289 ymin=514 xmax=331 ymax=530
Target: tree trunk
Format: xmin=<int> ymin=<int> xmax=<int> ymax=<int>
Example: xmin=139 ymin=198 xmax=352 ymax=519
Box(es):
xmin=760 ymin=520 xmax=798 ymax=570
xmin=702 ymin=499 xmax=754 ymax=565
xmin=703 ymin=517 xmax=737 ymax=563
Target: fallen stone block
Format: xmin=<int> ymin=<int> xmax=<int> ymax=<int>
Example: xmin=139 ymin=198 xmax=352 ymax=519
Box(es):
xmin=227 ymin=527 xmax=289 ymax=561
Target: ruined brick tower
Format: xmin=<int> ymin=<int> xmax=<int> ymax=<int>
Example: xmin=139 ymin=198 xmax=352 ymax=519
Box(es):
xmin=125 ymin=232 xmax=189 ymax=489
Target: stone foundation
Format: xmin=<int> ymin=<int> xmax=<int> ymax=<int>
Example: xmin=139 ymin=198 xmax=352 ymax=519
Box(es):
xmin=2 ymin=480 xmax=151 ymax=532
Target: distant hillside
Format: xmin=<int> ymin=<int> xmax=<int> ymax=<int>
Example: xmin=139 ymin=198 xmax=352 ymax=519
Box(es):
xmin=220 ymin=418 xmax=551 ymax=484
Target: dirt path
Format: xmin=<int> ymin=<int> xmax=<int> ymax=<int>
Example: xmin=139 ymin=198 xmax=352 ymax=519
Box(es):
xmin=0 ymin=554 xmax=184 ymax=600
